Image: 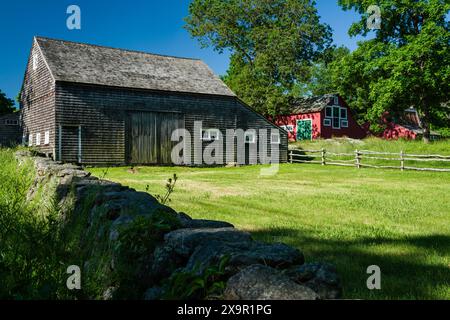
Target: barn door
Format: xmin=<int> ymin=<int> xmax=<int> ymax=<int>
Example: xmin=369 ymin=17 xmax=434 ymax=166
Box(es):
xmin=296 ymin=120 xmax=312 ymax=141
xmin=128 ymin=112 xmax=183 ymax=164
xmin=129 ymin=112 xmax=158 ymax=164
xmin=59 ymin=125 xmax=82 ymax=163
xmin=159 ymin=113 xmax=184 ymax=164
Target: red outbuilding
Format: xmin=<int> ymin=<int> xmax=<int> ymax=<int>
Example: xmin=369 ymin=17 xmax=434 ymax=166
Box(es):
xmin=275 ymin=94 xmax=367 ymax=141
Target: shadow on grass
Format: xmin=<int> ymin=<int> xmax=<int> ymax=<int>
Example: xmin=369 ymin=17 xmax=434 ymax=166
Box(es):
xmin=251 ymin=227 xmax=450 ymax=299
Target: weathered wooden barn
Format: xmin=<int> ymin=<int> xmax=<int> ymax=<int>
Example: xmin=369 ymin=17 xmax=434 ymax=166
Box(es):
xmin=0 ymin=112 xmax=21 ymax=147
xmin=275 ymin=94 xmax=367 ymax=141
xmin=20 ymin=37 xmax=287 ymax=165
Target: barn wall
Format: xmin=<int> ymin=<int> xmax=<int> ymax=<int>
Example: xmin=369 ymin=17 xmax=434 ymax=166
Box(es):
xmin=20 ymin=40 xmax=56 ymax=155
xmin=54 ymin=83 xmax=287 ymax=165
xmin=276 ymin=112 xmax=322 ymax=141
xmin=319 ymin=107 xmax=366 ymax=139
xmin=275 ymin=96 xmax=366 ymax=141
xmin=0 ymin=113 xmax=22 ymax=146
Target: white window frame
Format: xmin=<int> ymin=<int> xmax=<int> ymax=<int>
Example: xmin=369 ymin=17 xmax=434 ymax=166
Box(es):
xmin=340 ymin=107 xmax=348 ymax=120
xmin=325 ymin=106 xmax=332 ymax=118
xmin=28 ymin=134 xmax=33 ymax=146
xmin=35 ymin=133 xmax=41 ymax=146
xmin=271 ymin=132 xmax=280 ymax=144
xmin=334 ymin=96 xmax=339 ymax=105
xmin=332 ymin=106 xmax=341 ymax=129
xmin=280 ymin=125 xmax=294 ymax=133
xmin=341 ymin=120 xmax=349 ymax=128
xmin=244 ymin=131 xmax=256 ymax=144
xmin=201 ymin=128 xmax=220 ymax=141
xmin=44 ymin=131 xmax=50 ymax=145
xmin=323 ymin=118 xmax=331 ymax=127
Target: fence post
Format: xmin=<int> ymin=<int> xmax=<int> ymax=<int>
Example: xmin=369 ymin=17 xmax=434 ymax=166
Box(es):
xmin=400 ymin=150 xmax=404 ymax=171
xmin=355 ymin=149 xmax=361 ymax=168
xmin=289 ymin=150 xmax=293 ymax=163
xmin=321 ymin=148 xmax=326 ymax=166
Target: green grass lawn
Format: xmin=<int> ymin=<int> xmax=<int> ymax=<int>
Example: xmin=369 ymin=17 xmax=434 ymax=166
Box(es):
xmin=89 ymin=161 xmax=450 ymax=300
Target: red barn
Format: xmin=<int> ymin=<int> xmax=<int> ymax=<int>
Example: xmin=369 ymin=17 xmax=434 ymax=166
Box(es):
xmin=381 ymin=108 xmax=442 ymax=140
xmin=275 ymin=94 xmax=367 ymax=141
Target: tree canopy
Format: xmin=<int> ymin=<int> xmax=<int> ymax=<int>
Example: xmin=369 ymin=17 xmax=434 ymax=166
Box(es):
xmin=334 ymin=0 xmax=450 ymax=140
xmin=0 ymin=90 xmax=15 ymax=116
xmin=185 ymin=0 xmax=332 ymax=115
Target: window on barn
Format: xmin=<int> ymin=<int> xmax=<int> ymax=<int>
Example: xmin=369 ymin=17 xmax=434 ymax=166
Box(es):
xmin=341 ymin=120 xmax=349 ymax=128
xmin=323 ymin=118 xmax=331 ymax=127
xmin=36 ymin=133 xmax=41 ymax=146
xmin=340 ymin=108 xmax=347 ymax=120
xmin=325 ymin=107 xmax=332 ymax=118
xmin=280 ymin=125 xmax=294 ymax=132
xmin=29 ymin=134 xmax=33 ymax=146
xmin=271 ymin=132 xmax=280 ymax=144
xmin=44 ymin=131 xmax=50 ymax=145
xmin=334 ymin=96 xmax=339 ymax=105
xmin=244 ymin=131 xmax=256 ymax=143
xmin=332 ymin=106 xmax=340 ymax=129
xmin=5 ymin=120 xmax=18 ymax=126
xmin=202 ymin=129 xmax=220 ymax=141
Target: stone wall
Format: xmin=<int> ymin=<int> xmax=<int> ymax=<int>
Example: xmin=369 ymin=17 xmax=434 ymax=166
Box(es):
xmin=16 ymin=150 xmax=342 ymax=300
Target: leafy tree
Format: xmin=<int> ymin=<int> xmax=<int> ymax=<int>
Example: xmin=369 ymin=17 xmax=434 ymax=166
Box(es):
xmin=307 ymin=46 xmax=350 ymax=96
xmin=336 ymin=0 xmax=450 ymax=142
xmin=0 ymin=89 xmax=15 ymax=116
xmin=185 ymin=0 xmax=332 ymax=116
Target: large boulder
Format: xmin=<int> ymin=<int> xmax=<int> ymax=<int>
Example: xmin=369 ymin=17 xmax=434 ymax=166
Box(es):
xmin=223 ymin=264 xmax=318 ymax=300
xmin=163 ymin=227 xmax=253 ymax=257
xmin=185 ymin=240 xmax=304 ymax=273
xmin=284 ymin=263 xmax=342 ymax=299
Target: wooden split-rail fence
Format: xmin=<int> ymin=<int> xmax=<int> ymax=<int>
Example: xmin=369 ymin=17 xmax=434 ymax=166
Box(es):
xmin=288 ymin=148 xmax=450 ymax=172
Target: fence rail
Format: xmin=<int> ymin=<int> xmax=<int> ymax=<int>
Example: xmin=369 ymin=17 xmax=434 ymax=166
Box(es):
xmin=288 ymin=148 xmax=450 ymax=172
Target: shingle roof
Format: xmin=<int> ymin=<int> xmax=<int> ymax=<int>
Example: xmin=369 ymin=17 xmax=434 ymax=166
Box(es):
xmin=35 ymin=37 xmax=235 ymax=97
xmin=288 ymin=94 xmax=337 ymax=114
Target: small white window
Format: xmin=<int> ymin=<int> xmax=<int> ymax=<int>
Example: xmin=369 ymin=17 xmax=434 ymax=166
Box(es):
xmin=340 ymin=107 xmax=347 ymax=120
xmin=201 ymin=129 xmax=220 ymax=141
xmin=44 ymin=131 xmax=50 ymax=145
xmin=36 ymin=133 xmax=41 ymax=146
xmin=244 ymin=131 xmax=256 ymax=143
xmin=280 ymin=125 xmax=294 ymax=132
xmin=323 ymin=118 xmax=331 ymax=127
xmin=32 ymin=53 xmax=38 ymax=70
xmin=334 ymin=96 xmax=339 ymax=105
xmin=341 ymin=120 xmax=349 ymax=128
xmin=28 ymin=134 xmax=33 ymax=146
xmin=325 ymin=106 xmax=332 ymax=118
xmin=271 ymin=133 xmax=280 ymax=144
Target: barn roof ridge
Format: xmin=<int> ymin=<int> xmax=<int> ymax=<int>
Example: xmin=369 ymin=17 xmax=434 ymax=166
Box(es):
xmin=33 ymin=36 xmax=235 ymax=97
xmin=34 ymin=36 xmax=201 ymax=61
xmin=286 ymin=93 xmax=339 ymax=114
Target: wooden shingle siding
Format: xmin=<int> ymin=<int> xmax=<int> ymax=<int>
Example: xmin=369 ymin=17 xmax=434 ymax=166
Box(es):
xmin=54 ymin=82 xmax=287 ymax=165
xmin=21 ymin=39 xmax=56 ymax=155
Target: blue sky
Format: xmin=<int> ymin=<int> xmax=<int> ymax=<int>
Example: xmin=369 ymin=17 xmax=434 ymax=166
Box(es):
xmin=0 ymin=0 xmax=368 ymax=106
